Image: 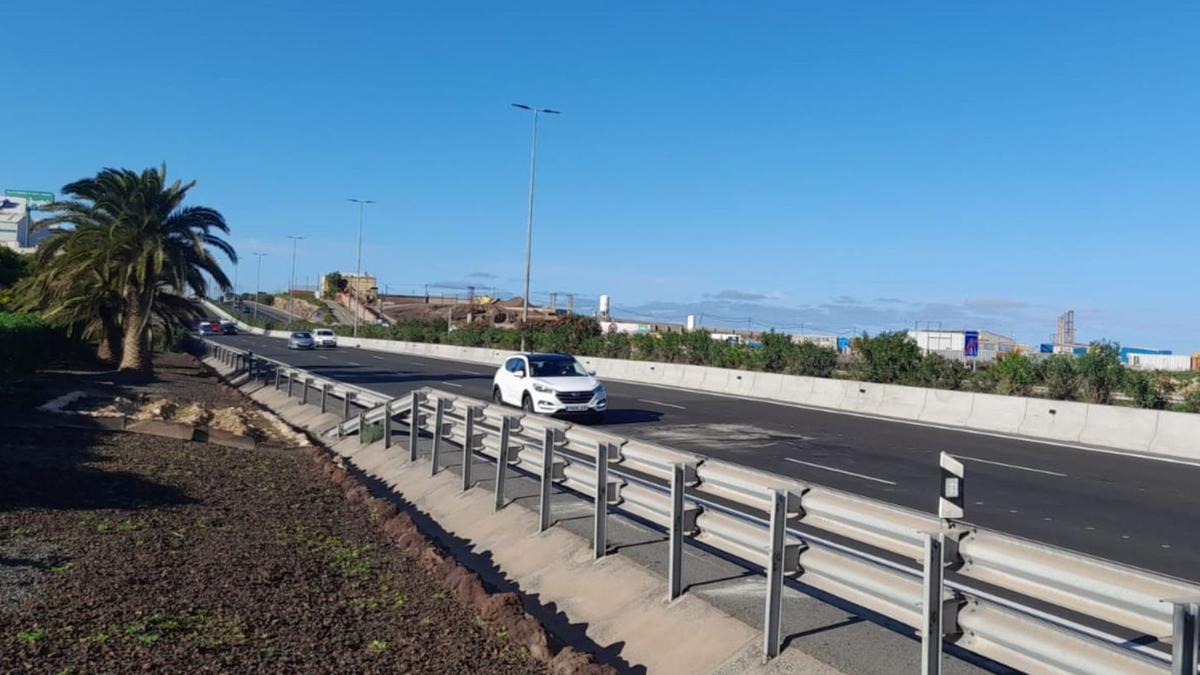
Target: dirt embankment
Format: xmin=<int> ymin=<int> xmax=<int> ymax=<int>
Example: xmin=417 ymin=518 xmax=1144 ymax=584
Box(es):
xmin=0 ymin=352 xmax=610 ymax=673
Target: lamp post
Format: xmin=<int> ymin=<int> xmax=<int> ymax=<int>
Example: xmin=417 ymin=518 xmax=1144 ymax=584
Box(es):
xmin=287 ymin=236 xmax=304 ymax=328
xmin=251 ymin=252 xmax=266 ymax=322
xmin=348 ymin=198 xmax=375 ymax=337
xmin=511 ymin=103 xmax=560 ymax=351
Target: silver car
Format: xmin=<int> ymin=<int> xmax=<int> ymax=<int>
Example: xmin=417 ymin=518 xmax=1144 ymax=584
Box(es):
xmin=287 ymin=331 xmax=315 ymax=350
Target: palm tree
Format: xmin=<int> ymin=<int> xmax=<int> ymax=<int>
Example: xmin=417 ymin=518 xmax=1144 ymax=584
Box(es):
xmin=33 ymin=165 xmax=235 ymax=373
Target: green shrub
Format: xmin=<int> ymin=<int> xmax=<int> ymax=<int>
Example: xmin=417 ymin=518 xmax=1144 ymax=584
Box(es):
xmin=1076 ymin=341 xmax=1124 ymax=404
xmin=1040 ymin=354 xmax=1078 ymax=400
xmin=1124 ymin=370 xmax=1172 ymax=410
xmin=0 ymin=312 xmax=63 ymax=379
xmin=914 ymin=354 xmax=969 ymax=390
xmin=1183 ymin=387 xmax=1200 ymax=414
xmin=990 ymin=352 xmax=1037 ymax=396
xmin=850 ymin=331 xmax=922 ymax=384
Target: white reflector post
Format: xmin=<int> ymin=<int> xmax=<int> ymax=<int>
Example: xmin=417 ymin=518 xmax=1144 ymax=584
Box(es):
xmin=938 ymin=452 xmax=964 ymax=521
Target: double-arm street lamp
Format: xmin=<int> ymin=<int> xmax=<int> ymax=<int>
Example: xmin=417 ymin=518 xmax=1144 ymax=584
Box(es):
xmin=348 ymin=198 xmax=375 ymax=337
xmin=511 ymin=103 xmax=560 ymax=351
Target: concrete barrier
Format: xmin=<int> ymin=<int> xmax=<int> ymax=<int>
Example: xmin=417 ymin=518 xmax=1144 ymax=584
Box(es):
xmin=678 ymin=365 xmax=708 ymax=391
xmin=749 ymin=372 xmax=786 ymax=401
xmin=840 ymin=382 xmax=884 ymax=415
xmin=1017 ymin=399 xmax=1087 ymax=443
xmin=808 ymin=378 xmax=849 ymax=410
xmin=1078 ymin=405 xmax=1158 ymax=452
xmin=777 ymin=375 xmax=815 ymax=405
xmin=700 ymin=366 xmax=731 ymax=392
xmin=919 ymin=390 xmax=974 ymax=427
xmin=876 ymin=385 xmax=928 ymax=421
xmin=722 ymin=370 xmax=757 ymax=397
xmin=966 ymin=393 xmax=1029 ymax=434
xmin=1149 ymin=411 xmax=1200 ymax=460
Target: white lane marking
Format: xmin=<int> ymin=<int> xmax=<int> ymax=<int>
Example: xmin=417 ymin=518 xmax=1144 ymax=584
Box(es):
xmin=783 ymin=458 xmax=898 ymax=485
xmin=372 ymin=356 xmax=384 ymax=360
xmin=318 ymin=355 xmax=329 ymax=360
xmin=347 ymin=361 xmax=361 ymax=366
xmin=616 ymin=378 xmax=1200 ymax=468
xmin=439 ymin=381 xmax=464 ymax=388
xmin=638 ymin=398 xmax=687 ymax=410
xmin=956 ymin=455 xmax=1067 ymax=477
xmin=1162 ymin=544 xmax=1171 ymax=549
xmin=461 ymin=369 xmax=483 ymax=375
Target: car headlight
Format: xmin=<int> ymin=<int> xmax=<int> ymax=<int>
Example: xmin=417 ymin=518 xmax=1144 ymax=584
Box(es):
xmin=532 ymin=382 xmax=555 ymax=394
xmin=593 ymin=384 xmax=607 ymax=398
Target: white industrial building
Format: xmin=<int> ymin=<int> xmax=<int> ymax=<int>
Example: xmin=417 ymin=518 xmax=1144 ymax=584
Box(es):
xmin=0 ymin=196 xmax=52 ymax=252
xmin=907 ymin=328 xmax=1018 ymax=363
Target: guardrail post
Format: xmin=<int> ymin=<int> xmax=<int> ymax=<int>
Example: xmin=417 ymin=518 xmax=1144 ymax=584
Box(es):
xmin=495 ymin=417 xmax=511 ymax=511
xmin=461 ymin=406 xmax=477 ymax=491
xmin=247 ymin=355 xmax=255 ymax=379
xmin=921 ymin=532 xmax=945 ymax=675
xmin=594 ymin=441 xmax=609 ymax=559
xmin=357 ymin=411 xmax=367 ymax=445
xmin=321 ymin=384 xmax=330 ymax=413
xmin=302 ymin=378 xmax=313 ymax=405
xmin=274 ymin=367 xmax=281 ymax=390
xmin=384 ymin=398 xmax=393 ymax=446
xmin=408 ymin=392 xmax=421 ymax=462
xmin=1172 ymin=601 xmax=1198 ymax=675
xmin=286 ymin=372 xmax=294 ymax=398
xmin=538 ymin=428 xmax=554 ymax=532
xmin=668 ymin=462 xmax=685 ymax=600
xmin=343 ymin=391 xmax=354 ymax=420
xmin=763 ymin=488 xmax=787 ymax=659
xmin=430 ymin=398 xmax=445 ymax=475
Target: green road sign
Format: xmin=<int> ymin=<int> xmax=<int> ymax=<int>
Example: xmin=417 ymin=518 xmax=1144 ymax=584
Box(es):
xmin=5 ymin=189 xmax=55 ymax=208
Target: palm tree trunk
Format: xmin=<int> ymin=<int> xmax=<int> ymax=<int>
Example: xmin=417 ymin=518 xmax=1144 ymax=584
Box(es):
xmin=118 ymin=299 xmax=153 ymax=374
xmin=96 ymin=311 xmax=122 ymax=365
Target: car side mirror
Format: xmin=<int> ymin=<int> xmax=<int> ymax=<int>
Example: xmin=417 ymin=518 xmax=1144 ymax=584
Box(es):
xmin=514 ymin=369 xmax=526 ymax=378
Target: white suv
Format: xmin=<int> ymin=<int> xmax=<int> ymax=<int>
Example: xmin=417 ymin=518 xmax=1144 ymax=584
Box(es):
xmin=313 ymin=328 xmax=338 ymax=348
xmin=492 ymin=353 xmax=607 ymax=422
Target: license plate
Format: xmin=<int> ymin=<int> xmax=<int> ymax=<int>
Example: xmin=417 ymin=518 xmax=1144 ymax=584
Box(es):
xmin=566 ymin=405 xmax=588 ymax=412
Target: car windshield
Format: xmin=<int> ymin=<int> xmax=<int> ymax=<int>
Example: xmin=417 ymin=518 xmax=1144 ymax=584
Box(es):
xmin=315 ymin=330 xmax=333 ymax=336
xmin=529 ymin=355 xmax=589 ymax=378
xmin=293 ymin=332 xmax=311 ymax=339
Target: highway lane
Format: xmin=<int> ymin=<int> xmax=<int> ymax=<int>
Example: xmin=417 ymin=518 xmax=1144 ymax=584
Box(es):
xmin=219 ymin=333 xmax=1200 ymax=581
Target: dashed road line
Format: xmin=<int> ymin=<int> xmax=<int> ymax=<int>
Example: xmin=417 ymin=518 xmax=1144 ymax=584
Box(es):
xmin=439 ymin=381 xmax=464 ymax=388
xmin=638 ymin=399 xmax=687 ymax=410
xmin=318 ymin=355 xmax=329 ymax=360
xmin=783 ymin=458 xmax=898 ymax=486
xmin=956 ymin=455 xmax=1067 ymax=477
xmin=347 ymin=361 xmax=361 ymax=366
xmin=372 ymin=355 xmax=384 ymax=360
xmin=461 ymin=369 xmax=483 ymax=375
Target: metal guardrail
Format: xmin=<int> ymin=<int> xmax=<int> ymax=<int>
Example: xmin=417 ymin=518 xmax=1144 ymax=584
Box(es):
xmin=200 ymin=339 xmax=1200 ymax=674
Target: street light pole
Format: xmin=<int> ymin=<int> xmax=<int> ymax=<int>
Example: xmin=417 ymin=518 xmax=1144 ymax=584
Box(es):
xmin=348 ymin=198 xmax=375 ymax=337
xmin=287 ymin=236 xmax=304 ymax=329
xmin=512 ymin=103 xmax=560 ymax=351
xmin=252 ymin=252 xmax=266 ymax=322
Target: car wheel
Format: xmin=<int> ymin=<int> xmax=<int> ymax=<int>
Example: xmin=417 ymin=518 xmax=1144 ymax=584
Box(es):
xmin=522 ymin=394 xmax=534 ymax=413
xmin=493 ymin=387 xmax=505 ymax=406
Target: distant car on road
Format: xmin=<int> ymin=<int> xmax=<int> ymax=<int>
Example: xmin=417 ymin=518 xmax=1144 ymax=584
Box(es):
xmin=288 ymin=331 xmax=315 ymax=350
xmin=492 ymin=352 xmax=607 ymax=422
xmin=220 ymin=320 xmax=238 ymax=335
xmin=197 ymin=319 xmax=221 ymax=336
xmin=313 ymin=328 xmax=338 ymax=348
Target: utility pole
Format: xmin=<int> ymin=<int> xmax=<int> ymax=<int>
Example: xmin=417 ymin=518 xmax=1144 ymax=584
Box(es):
xmin=251 ymin=252 xmax=266 ymax=322
xmin=348 ymin=198 xmax=375 ymax=337
xmin=512 ymin=103 xmax=560 ymax=350
xmin=232 ymin=262 xmax=239 ymax=302
xmin=286 ymin=236 xmax=303 ymax=329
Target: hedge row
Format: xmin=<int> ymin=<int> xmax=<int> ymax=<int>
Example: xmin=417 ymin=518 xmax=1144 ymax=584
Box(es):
xmin=0 ymin=312 xmax=66 ymax=379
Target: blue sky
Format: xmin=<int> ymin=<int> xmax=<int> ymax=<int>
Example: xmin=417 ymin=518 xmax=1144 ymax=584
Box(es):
xmin=6 ymin=2 xmax=1198 ymax=350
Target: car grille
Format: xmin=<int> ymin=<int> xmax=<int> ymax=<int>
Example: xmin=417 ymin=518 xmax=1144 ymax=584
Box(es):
xmin=556 ymin=390 xmax=593 ymax=404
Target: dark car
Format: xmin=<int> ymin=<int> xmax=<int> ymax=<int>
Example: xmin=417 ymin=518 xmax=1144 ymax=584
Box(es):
xmin=220 ymin=321 xmax=238 ymax=335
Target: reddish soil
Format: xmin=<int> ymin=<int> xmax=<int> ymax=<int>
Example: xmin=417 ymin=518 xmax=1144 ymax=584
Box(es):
xmin=0 ymin=354 xmax=572 ymax=674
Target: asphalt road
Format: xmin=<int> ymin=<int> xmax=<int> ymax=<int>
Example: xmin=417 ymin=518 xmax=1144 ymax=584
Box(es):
xmin=218 ymin=333 xmax=1200 ymax=581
